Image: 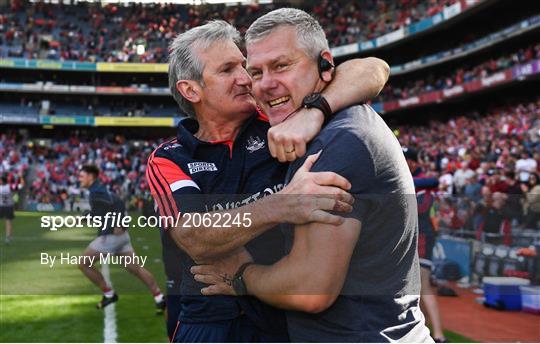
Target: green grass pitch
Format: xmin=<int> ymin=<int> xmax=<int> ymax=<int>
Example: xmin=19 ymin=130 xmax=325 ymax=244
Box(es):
xmin=1 ymin=211 xmax=168 ymax=342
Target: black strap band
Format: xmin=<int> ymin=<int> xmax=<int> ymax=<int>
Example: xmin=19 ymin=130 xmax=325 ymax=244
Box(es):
xmin=302 ymin=92 xmax=333 ymax=124
xmin=233 ymin=262 xmax=255 ymax=295
xmin=317 ymin=95 xmax=333 ymax=119
xmin=235 ymin=262 xmax=255 ymax=280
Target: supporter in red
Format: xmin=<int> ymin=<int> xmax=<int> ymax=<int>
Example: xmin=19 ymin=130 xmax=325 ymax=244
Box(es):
xmin=486 ymin=171 xmax=509 ymax=194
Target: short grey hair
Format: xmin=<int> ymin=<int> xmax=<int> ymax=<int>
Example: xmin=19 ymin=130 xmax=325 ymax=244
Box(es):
xmin=168 ymin=20 xmax=241 ymax=117
xmin=245 ymin=8 xmax=329 ymax=60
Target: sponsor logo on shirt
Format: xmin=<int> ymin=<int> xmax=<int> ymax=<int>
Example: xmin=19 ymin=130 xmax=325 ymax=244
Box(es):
xmin=246 ymin=136 xmax=265 ymax=153
xmin=187 ymin=162 xmax=218 ymax=174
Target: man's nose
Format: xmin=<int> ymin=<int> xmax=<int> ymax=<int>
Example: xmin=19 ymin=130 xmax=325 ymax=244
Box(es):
xmin=259 ymin=72 xmax=277 ymax=91
xmin=236 ymin=67 xmax=252 ymax=86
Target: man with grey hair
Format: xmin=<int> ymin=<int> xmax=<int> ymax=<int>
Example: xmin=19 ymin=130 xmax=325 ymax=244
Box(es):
xmin=167 ymin=21 xmax=243 ymax=118
xmin=193 ymin=8 xmax=433 ymax=342
xmin=148 ymin=19 xmax=390 ymax=342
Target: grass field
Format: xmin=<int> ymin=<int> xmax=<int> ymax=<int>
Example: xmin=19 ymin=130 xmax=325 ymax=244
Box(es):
xmin=0 ymin=211 xmax=168 ymax=342
xmin=1 ymin=212 xmax=475 ymax=343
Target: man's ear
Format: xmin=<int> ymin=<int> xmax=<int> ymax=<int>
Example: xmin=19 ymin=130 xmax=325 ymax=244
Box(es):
xmin=176 ymin=80 xmax=202 ymax=104
xmin=320 ymin=50 xmax=335 ymax=83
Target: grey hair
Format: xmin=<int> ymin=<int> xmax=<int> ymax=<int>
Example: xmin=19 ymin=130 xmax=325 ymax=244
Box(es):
xmin=168 ymin=20 xmax=241 ymax=117
xmin=245 ymin=8 xmax=329 ymax=60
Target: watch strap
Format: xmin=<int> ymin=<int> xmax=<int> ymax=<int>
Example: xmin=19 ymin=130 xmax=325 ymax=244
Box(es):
xmin=303 ymin=93 xmax=333 ymax=122
xmin=232 ymin=262 xmax=255 ymax=296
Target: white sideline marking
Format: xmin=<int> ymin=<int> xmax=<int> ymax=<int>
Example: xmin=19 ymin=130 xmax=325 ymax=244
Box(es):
xmin=102 ymin=263 xmax=118 ymax=343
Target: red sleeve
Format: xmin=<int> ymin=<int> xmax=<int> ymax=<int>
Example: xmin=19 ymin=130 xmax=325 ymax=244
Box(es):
xmin=146 ymin=156 xmax=200 ymax=218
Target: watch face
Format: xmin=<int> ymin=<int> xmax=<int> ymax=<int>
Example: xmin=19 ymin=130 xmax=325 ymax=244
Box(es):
xmin=304 ymin=93 xmax=320 ymax=105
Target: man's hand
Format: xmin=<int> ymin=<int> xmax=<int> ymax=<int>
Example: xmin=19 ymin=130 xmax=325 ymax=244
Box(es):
xmin=280 ymin=151 xmax=354 ymax=225
xmin=267 ymin=108 xmax=324 ymax=162
xmin=191 ymin=248 xmax=253 ymax=296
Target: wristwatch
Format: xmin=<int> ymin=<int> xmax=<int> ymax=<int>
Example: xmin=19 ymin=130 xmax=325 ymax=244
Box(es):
xmin=232 ymin=262 xmax=255 ymax=296
xmin=302 ymin=92 xmax=333 ymax=121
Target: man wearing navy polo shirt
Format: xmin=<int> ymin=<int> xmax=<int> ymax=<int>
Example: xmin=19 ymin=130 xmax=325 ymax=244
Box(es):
xmin=193 ymin=9 xmax=432 ymax=342
xmin=147 ymin=20 xmax=390 ymax=342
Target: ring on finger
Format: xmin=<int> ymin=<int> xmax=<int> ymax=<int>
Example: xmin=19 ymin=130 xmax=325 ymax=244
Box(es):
xmin=285 ymin=147 xmax=295 ymax=154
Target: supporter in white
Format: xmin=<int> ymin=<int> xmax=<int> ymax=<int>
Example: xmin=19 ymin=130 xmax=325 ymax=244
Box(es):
xmin=453 ymin=161 xmax=475 ymax=194
xmin=515 ymin=152 xmax=538 ymax=183
xmin=439 ymin=171 xmax=454 ymax=196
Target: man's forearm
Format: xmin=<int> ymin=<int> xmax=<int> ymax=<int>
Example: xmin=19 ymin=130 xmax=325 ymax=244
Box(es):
xmin=239 ymin=225 xmax=325 ymax=310
xmin=171 ymin=193 xmax=289 ymax=263
xmin=240 ymin=245 xmax=339 ymax=313
xmin=323 ymin=57 xmax=390 ymax=111
xmin=239 ymin=219 xmax=360 ymax=312
xmin=241 ymin=255 xmax=308 ymax=310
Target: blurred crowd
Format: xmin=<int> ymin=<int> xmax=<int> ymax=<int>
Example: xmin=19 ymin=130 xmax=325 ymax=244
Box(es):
xmin=3 ymin=132 xmax=159 ymax=211
xmin=397 ymin=98 xmax=540 ymax=236
xmin=0 ymin=0 xmax=457 ymax=63
xmin=0 ymin=132 xmax=28 ymax=202
xmin=377 ymin=42 xmax=540 ymax=102
xmin=2 ymin=98 xmax=538 ymax=235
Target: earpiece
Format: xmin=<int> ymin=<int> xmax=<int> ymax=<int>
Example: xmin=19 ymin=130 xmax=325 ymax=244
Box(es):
xmin=317 ymin=53 xmax=334 ymax=81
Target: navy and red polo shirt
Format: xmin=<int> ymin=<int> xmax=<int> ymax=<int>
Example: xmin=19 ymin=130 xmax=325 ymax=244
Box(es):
xmin=146 ymin=113 xmax=288 ymax=333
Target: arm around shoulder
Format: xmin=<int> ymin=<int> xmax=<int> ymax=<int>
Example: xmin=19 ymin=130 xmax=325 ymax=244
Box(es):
xmin=323 ymin=57 xmax=390 ymax=112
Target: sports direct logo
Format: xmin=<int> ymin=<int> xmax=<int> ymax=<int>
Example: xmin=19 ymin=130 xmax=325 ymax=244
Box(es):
xmin=188 ymin=162 xmax=218 ymax=174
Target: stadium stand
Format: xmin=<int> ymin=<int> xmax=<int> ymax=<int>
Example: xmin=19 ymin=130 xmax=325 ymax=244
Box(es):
xmin=377 ymin=42 xmax=540 ymax=102
xmin=0 ymin=0 xmax=461 ymax=63
xmin=398 ymin=98 xmax=539 ymax=231
xmin=24 ymin=133 xmax=157 ymax=211
xmin=1 ymin=41 xmax=538 ymax=117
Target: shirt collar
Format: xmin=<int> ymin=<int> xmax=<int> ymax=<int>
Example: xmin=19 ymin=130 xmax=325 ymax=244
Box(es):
xmin=176 ymin=114 xmax=260 ymax=156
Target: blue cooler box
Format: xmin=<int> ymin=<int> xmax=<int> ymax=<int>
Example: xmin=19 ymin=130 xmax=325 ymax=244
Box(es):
xmin=482 ymin=277 xmax=530 ymax=310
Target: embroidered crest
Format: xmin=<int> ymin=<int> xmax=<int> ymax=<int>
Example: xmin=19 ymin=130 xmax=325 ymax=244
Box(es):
xmin=246 ymin=136 xmax=265 ymax=153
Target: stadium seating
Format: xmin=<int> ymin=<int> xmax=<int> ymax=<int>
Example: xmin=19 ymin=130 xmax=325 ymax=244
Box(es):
xmin=377 ymin=42 xmax=540 ymax=103
xmin=0 ymin=0 xmax=459 ymax=63
xmin=0 ymin=41 xmax=536 ymax=119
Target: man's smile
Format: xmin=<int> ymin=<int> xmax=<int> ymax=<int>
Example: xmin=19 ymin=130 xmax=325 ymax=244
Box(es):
xmin=268 ymin=96 xmax=291 ymax=107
